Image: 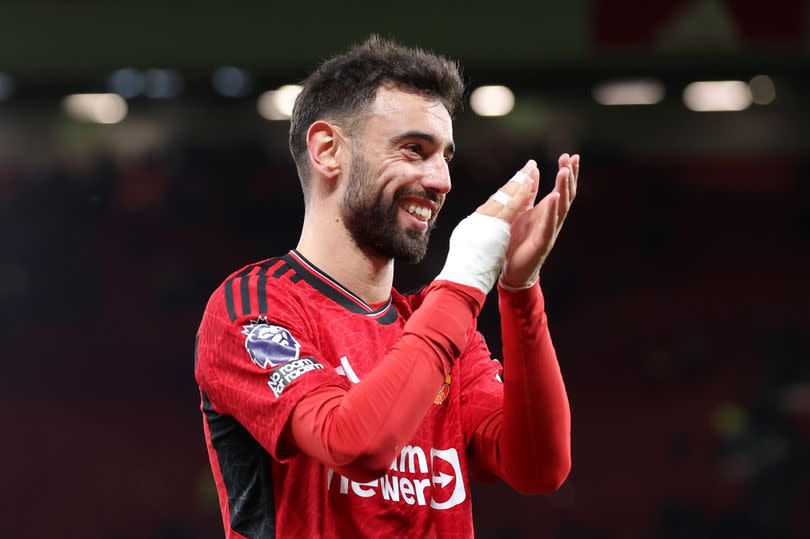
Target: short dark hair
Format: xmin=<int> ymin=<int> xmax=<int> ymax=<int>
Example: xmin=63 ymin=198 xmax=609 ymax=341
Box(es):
xmin=289 ymin=35 xmax=464 ymax=197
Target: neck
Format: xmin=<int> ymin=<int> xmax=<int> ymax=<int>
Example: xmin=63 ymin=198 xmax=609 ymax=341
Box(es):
xmin=296 ymin=203 xmax=394 ymax=304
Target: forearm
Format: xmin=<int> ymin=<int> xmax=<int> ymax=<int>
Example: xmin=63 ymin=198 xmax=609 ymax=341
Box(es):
xmin=497 ymin=282 xmax=571 ymax=492
xmin=288 ymin=281 xmax=484 ymax=482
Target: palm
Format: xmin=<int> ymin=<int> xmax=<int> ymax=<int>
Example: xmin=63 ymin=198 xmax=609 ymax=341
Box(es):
xmin=501 ymin=154 xmax=579 ymax=288
xmin=505 ymin=196 xmax=557 ymax=276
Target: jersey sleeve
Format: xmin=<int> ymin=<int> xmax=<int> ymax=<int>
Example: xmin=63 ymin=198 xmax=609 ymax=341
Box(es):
xmin=459 ymin=283 xmax=571 ymax=491
xmin=459 ymin=326 xmax=505 ymax=481
xmin=195 ymin=282 xmax=346 ymax=462
xmin=287 ymin=280 xmax=487 ymax=482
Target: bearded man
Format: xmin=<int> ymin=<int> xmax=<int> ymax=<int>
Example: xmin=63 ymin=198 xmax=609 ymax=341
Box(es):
xmin=195 ymin=35 xmax=579 ymax=538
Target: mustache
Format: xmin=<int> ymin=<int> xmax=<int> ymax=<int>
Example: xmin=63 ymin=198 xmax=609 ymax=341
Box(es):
xmin=393 ymin=188 xmax=443 ymax=206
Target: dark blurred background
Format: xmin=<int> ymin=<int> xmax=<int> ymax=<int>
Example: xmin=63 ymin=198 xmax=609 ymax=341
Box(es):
xmin=1 ymin=1 xmax=809 ymax=538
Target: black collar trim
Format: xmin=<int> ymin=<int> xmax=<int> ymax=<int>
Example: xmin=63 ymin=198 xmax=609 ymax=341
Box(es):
xmin=284 ymin=250 xmax=398 ymax=325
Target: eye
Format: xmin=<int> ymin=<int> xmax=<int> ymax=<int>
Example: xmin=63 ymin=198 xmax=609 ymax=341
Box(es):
xmin=403 ymin=144 xmax=423 ymax=158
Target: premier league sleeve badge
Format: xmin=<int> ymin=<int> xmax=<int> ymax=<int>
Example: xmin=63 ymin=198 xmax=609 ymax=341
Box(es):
xmin=241 ymin=317 xmax=301 ymax=369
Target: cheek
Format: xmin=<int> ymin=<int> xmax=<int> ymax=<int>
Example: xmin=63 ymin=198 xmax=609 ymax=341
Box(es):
xmin=383 ymin=163 xmax=422 ymax=193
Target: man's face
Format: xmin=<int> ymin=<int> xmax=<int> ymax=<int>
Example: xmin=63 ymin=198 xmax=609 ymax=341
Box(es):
xmin=339 ymin=86 xmax=455 ymax=264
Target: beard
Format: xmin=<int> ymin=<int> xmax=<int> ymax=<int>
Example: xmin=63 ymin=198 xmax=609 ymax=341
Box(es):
xmin=340 ymin=156 xmax=440 ymax=264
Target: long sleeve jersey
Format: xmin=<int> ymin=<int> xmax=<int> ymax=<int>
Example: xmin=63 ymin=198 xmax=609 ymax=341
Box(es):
xmin=195 ymin=250 xmax=570 ymax=538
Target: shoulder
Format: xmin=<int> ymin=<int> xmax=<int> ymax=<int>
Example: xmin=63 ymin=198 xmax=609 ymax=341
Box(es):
xmin=197 ymin=256 xmax=317 ymax=374
xmin=198 ymin=255 xmax=326 ymax=358
xmin=202 ymin=255 xmax=316 ymax=329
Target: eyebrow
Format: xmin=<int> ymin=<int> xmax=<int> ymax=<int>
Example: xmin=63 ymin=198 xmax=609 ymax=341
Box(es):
xmin=392 ymin=130 xmax=456 ymax=158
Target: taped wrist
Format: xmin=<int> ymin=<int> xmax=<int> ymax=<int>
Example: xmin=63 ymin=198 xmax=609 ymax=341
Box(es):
xmin=436 ymin=212 xmax=511 ymax=294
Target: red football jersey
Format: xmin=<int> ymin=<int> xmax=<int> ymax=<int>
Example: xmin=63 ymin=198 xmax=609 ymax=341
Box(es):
xmin=195 ymin=250 xmax=505 ymax=538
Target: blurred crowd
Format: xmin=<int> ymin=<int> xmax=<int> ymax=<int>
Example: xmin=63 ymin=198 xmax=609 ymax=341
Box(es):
xmin=0 ymin=132 xmax=808 ymax=538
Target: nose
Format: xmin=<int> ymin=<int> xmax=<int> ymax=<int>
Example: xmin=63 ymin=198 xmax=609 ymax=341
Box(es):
xmin=421 ymin=157 xmax=452 ymax=196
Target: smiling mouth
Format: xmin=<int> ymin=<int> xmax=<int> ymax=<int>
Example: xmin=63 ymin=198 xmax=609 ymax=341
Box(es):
xmin=401 ymin=203 xmax=433 ymax=222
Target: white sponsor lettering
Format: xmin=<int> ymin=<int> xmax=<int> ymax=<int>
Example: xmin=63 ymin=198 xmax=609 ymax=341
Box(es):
xmin=399 ymin=445 xmax=429 ymax=474
xmin=379 ymin=474 xmax=399 ymax=502
xmin=351 ymin=480 xmax=378 ymax=498
xmin=326 ymin=444 xmax=466 ymax=510
xmin=414 ymin=478 xmax=431 ymax=506
xmin=268 ymin=357 xmax=324 ymax=397
xmin=400 ymin=478 xmax=416 ymax=505
xmin=326 ymin=468 xmax=349 ymax=493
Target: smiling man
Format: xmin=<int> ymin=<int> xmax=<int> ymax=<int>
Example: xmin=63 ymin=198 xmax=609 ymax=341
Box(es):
xmin=195 ymin=36 xmax=579 ymax=538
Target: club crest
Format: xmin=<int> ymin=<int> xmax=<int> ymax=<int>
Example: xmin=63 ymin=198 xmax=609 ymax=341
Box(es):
xmin=242 ymin=317 xmax=301 ymax=369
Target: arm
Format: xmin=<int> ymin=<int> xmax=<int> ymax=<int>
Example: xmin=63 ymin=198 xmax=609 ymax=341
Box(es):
xmin=467 ymin=153 xmax=579 ymax=492
xmin=288 ymin=281 xmax=483 ymax=482
xmin=466 ymin=283 xmax=570 ymax=493
xmin=286 ymin=161 xmax=540 ymax=482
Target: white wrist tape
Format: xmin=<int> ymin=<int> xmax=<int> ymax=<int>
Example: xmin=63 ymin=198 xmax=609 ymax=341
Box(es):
xmin=435 ymin=212 xmax=511 ymax=294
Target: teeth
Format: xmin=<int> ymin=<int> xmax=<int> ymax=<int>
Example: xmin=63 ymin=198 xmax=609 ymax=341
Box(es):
xmin=403 ymin=204 xmax=432 ymax=221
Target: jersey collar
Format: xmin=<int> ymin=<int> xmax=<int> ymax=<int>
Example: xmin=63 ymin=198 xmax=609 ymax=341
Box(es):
xmin=285 ymin=250 xmax=398 ymax=324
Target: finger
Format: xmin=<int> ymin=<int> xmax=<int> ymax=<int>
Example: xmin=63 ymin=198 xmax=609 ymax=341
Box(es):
xmin=553 ymin=166 xmax=570 ymax=222
xmin=476 ymin=160 xmax=537 ymax=216
xmin=557 ymin=153 xmax=572 ymax=206
xmin=497 ymin=178 xmax=533 ymax=223
xmin=566 ymin=163 xmax=575 ymax=203
xmin=527 ymin=165 xmax=540 ymax=209
xmin=570 ymin=154 xmax=579 ymax=198
xmin=499 ymin=160 xmax=536 ymax=197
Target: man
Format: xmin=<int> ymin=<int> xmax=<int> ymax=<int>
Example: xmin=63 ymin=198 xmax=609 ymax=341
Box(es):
xmin=195 ymin=36 xmax=579 ymax=538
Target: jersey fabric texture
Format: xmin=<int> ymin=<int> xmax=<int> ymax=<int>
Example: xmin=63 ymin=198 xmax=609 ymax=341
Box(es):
xmin=195 ymin=250 xmax=507 ymax=538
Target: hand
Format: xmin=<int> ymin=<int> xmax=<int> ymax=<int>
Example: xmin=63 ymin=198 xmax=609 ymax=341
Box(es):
xmin=500 ymin=154 xmax=579 ymax=288
xmin=435 ymin=161 xmax=539 ymax=294
xmin=475 ymin=160 xmax=539 ymax=224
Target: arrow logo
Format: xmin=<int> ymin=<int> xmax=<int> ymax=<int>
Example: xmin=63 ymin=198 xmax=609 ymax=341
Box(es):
xmin=432 ymin=471 xmax=453 ymax=488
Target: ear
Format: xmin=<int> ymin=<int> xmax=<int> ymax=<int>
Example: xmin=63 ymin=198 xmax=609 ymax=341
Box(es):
xmin=306 ymin=121 xmax=344 ymax=181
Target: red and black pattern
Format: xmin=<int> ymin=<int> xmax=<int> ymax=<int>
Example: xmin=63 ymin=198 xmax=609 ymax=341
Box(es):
xmin=196 ymin=251 xmax=506 ymax=538
xmin=221 ymin=252 xmax=397 ymax=326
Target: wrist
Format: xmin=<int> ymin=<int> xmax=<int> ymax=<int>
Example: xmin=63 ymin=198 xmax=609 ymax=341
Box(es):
xmin=428 ymin=280 xmax=487 ymax=315
xmin=498 ymin=271 xmax=539 ymax=291
xmin=435 ymin=213 xmax=511 ymax=294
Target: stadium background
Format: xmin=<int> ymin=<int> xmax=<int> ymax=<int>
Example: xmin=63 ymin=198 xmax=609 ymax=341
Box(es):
xmin=1 ymin=1 xmax=809 ymax=538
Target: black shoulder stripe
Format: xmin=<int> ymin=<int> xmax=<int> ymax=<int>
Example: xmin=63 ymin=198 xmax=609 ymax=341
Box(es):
xmin=256 ymin=271 xmax=268 ymax=314
xmin=255 ymin=258 xmax=281 ymax=316
xmin=272 ymin=262 xmax=292 ymax=279
xmin=224 ymin=266 xmax=258 ymax=322
xmin=234 ymin=266 xmax=254 ymax=319
xmin=240 ymin=269 xmax=253 ymax=318
xmin=224 ymin=279 xmax=237 ymax=322
xmin=223 ymin=258 xmax=283 ymax=322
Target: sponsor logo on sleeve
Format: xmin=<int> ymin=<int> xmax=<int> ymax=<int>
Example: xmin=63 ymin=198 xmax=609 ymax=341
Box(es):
xmin=242 ymin=317 xmax=301 ymax=369
xmin=268 ymin=357 xmax=324 ymax=397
